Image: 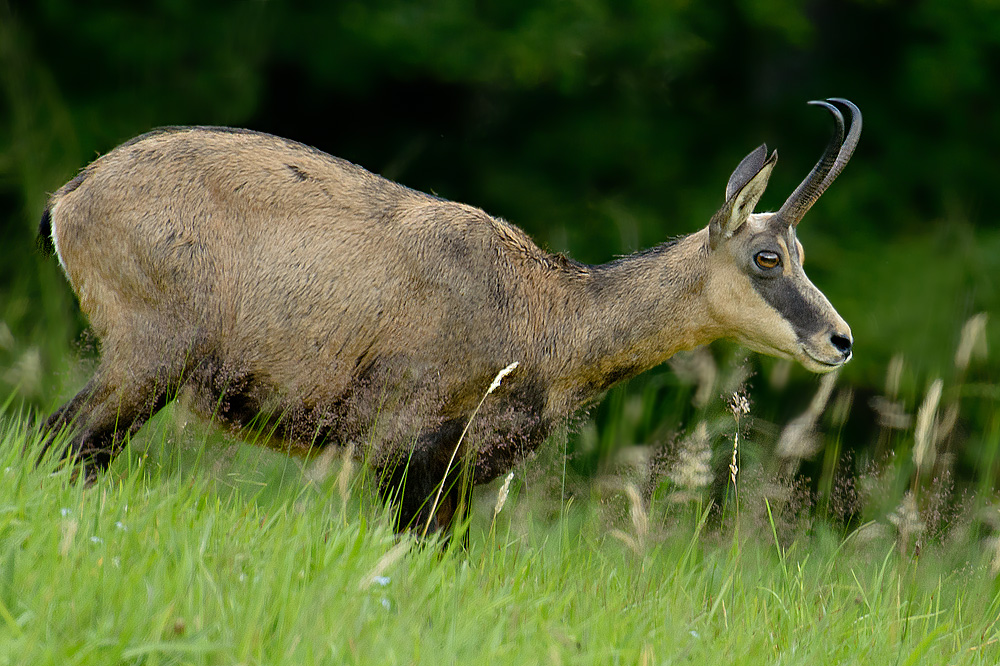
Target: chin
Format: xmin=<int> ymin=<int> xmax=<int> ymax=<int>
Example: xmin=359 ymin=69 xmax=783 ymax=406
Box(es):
xmin=797 ymin=349 xmax=849 ymax=374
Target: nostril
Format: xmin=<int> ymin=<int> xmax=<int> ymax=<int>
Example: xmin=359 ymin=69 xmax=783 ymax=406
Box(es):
xmin=830 ymin=333 xmax=853 ymax=355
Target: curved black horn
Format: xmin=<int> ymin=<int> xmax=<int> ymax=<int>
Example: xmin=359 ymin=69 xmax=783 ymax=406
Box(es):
xmin=777 ymin=99 xmax=861 ymax=226
xmin=820 ymin=98 xmax=862 ymax=192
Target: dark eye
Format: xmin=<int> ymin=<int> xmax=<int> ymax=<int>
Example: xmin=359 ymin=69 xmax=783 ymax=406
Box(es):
xmin=754 ymin=251 xmax=781 ymax=270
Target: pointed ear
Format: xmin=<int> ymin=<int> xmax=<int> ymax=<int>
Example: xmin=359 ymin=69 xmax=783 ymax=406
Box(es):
xmin=710 ymin=146 xmax=778 ymax=249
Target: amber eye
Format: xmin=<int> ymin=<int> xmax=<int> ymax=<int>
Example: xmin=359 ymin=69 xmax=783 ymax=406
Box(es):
xmin=754 ymin=251 xmax=781 ymax=270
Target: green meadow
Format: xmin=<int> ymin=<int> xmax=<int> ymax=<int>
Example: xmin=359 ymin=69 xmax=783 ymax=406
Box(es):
xmin=0 ymin=398 xmax=998 ymax=664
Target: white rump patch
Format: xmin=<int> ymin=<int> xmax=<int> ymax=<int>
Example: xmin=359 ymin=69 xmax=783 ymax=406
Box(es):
xmin=49 ymin=202 xmax=71 ymax=284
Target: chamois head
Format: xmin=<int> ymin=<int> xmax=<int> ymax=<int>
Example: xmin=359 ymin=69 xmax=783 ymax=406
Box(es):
xmin=704 ymin=98 xmax=859 ymax=373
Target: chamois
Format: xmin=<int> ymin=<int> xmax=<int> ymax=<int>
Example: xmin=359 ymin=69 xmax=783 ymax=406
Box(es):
xmin=39 ymin=99 xmax=859 ymax=532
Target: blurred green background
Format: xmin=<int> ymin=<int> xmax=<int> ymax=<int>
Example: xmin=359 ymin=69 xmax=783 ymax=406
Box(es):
xmin=1 ymin=0 xmax=997 ymax=486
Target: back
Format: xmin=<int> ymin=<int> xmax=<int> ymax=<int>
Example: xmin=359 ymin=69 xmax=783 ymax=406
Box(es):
xmin=45 ymin=127 xmax=563 ymax=407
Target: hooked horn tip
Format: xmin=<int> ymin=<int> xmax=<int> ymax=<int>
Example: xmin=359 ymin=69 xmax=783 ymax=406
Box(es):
xmin=807 ymin=99 xmax=844 ymax=121
xmin=826 ymin=97 xmax=862 ymax=121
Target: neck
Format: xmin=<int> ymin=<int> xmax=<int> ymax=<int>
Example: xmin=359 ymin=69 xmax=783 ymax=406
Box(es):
xmin=545 ymin=229 xmax=719 ymax=409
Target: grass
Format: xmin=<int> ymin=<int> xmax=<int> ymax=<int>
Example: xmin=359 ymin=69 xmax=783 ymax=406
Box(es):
xmin=0 ymin=395 xmax=999 ymax=665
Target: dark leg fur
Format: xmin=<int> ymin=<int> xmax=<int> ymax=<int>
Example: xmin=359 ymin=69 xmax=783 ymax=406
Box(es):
xmin=376 ymin=436 xmax=476 ymax=542
xmin=42 ymin=361 xmax=180 ymax=480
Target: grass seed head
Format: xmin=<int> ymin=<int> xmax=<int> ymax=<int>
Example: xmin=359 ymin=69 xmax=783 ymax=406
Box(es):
xmin=622 ymin=482 xmax=648 ymax=541
xmin=2 ymin=347 xmax=42 ymax=398
xmin=986 ymin=536 xmax=1000 ymax=575
xmin=0 ymin=322 xmax=13 ymax=350
xmin=336 ymin=445 xmax=355 ymax=505
xmin=888 ymin=491 xmax=925 ymax=549
xmin=829 ymin=388 xmax=854 ymax=427
xmin=913 ymin=378 xmax=942 ymax=472
xmin=669 ymin=421 xmax=713 ymax=502
xmin=777 ymin=371 xmax=839 ymax=463
xmin=669 ymin=348 xmax=717 ymax=407
xmin=885 ymin=354 xmax=905 ymax=399
xmin=488 ymin=361 xmax=519 ymax=394
xmin=871 ymin=396 xmax=912 ymax=430
xmin=493 ymin=470 xmax=514 ymax=517
xmin=729 ymin=393 xmax=751 ymax=419
xmin=955 ymin=312 xmax=988 ymax=371
xmin=776 ymin=417 xmax=820 ymax=462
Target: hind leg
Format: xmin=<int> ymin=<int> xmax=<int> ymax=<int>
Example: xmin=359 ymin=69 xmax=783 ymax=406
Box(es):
xmin=44 ymin=351 xmax=184 ymax=480
xmin=377 ymin=425 xmax=476 ymax=540
xmin=378 ymin=452 xmax=462 ymax=535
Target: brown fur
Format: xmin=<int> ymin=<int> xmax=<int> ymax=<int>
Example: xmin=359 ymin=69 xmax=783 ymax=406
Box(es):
xmin=41 ymin=114 xmax=855 ymax=532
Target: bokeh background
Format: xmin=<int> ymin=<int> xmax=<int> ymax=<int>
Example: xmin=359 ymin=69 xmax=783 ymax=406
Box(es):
xmin=1 ymin=0 xmax=998 ymax=494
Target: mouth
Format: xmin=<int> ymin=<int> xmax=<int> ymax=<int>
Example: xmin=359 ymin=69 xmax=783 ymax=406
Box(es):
xmin=801 ymin=347 xmax=850 ymax=373
xmin=736 ymin=337 xmax=851 ymax=373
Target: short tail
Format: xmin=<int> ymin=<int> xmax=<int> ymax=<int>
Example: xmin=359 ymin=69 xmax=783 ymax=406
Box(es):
xmin=37 ymin=204 xmax=56 ymax=256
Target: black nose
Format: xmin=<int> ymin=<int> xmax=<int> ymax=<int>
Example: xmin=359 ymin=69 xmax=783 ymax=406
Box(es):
xmin=830 ymin=333 xmax=853 ymax=356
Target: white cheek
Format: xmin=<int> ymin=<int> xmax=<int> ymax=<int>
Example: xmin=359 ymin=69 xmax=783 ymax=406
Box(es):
xmin=713 ymin=273 xmax=799 ymax=356
xmin=742 ymin=303 xmax=798 ymax=352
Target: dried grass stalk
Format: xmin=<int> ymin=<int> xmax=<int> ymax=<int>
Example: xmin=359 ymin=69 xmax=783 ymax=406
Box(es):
xmin=955 ymin=312 xmax=988 ymax=371
xmin=913 ymin=378 xmax=942 ymax=472
xmin=493 ymin=470 xmax=514 ymax=518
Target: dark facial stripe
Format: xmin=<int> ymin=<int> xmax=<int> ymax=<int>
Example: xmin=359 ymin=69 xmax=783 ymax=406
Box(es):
xmin=752 ymin=274 xmax=827 ymax=339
